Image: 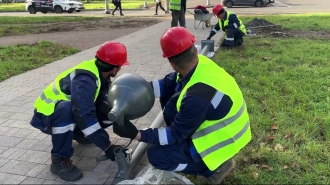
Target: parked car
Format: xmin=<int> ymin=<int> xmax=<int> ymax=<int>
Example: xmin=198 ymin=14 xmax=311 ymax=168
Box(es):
xmin=25 ymin=0 xmax=54 ymax=14
xmin=72 ymin=0 xmax=84 ymax=12
xmin=25 ymin=0 xmax=81 ymax=14
xmin=222 ymin=0 xmax=274 ymax=8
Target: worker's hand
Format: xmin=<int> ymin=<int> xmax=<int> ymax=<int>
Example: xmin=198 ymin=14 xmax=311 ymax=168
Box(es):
xmin=96 ymin=101 xmax=110 ymax=121
xmin=113 ymin=117 xmax=139 ymax=139
xmin=104 ymin=144 xmax=127 ymax=161
xmin=96 ymin=101 xmax=112 ymax=129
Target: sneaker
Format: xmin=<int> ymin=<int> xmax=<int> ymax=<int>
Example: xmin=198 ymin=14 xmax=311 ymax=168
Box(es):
xmin=154 ymin=13 xmax=158 ymax=15
xmin=50 ymin=157 xmax=83 ymax=181
xmin=200 ymin=158 xmax=237 ymax=184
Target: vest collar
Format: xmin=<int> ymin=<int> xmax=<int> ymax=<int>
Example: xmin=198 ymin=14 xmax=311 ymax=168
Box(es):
xmin=177 ymin=64 xmax=197 ymax=88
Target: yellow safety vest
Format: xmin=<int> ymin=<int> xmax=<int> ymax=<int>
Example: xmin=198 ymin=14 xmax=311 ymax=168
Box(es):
xmin=169 ymin=0 xmax=181 ymax=10
xmin=176 ymin=54 xmax=251 ymax=171
xmin=219 ymin=11 xmax=247 ymax=35
xmin=34 ymin=59 xmax=101 ymax=116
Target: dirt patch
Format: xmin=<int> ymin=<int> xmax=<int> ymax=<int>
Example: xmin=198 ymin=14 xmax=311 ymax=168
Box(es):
xmin=37 ymin=18 xmax=160 ymax=33
xmin=251 ymin=27 xmax=330 ymax=39
xmin=274 ymin=30 xmax=330 ymax=39
xmin=1 ymin=17 xmax=161 ymax=37
xmin=245 ymin=18 xmax=276 ymax=28
xmin=0 ymin=17 xmax=164 ymax=50
xmin=245 ymin=18 xmax=330 ymax=39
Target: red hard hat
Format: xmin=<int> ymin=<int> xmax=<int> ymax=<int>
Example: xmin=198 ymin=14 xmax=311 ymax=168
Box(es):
xmin=160 ymin=27 xmax=196 ymax=58
xmin=212 ymin=4 xmax=224 ymax=16
xmin=96 ymin=41 xmax=129 ymax=66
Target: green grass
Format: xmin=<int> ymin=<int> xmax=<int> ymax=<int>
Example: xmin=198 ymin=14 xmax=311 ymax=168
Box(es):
xmin=0 ymin=16 xmax=103 ymax=37
xmin=0 ymin=41 xmax=80 ymax=82
xmin=0 ymin=16 xmax=101 ymax=24
xmin=0 ymin=0 xmax=154 ymax=11
xmin=0 ymin=16 xmax=101 ymax=37
xmin=187 ymin=14 xmax=330 ymax=185
xmin=240 ymin=13 xmax=330 ymax=31
xmin=83 ymin=1 xmax=154 ymax=9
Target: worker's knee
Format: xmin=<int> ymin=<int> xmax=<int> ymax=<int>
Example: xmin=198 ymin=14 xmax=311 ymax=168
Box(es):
xmin=147 ymin=145 xmax=166 ymax=169
xmin=52 ymin=101 xmax=75 ymax=127
xmin=54 ymin=101 xmax=72 ymax=116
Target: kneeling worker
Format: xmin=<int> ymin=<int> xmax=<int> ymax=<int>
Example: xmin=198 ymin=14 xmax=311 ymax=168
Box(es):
xmin=207 ymin=4 xmax=247 ymax=48
xmin=113 ymin=27 xmax=252 ymax=184
xmin=30 ymin=41 xmax=129 ymax=181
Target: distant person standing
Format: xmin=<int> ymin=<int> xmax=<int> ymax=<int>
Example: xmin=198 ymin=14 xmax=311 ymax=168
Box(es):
xmin=112 ymin=0 xmax=124 ymax=16
xmin=154 ymin=0 xmax=167 ymax=15
xmin=169 ymin=0 xmax=186 ymax=27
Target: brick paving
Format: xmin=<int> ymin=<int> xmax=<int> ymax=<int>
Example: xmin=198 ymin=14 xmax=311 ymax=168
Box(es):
xmin=0 ymin=17 xmax=223 ymax=184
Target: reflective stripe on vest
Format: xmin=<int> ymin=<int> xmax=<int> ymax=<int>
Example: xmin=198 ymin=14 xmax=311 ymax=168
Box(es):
xmin=219 ymin=11 xmax=247 ymax=36
xmin=34 ymin=60 xmax=101 ymax=116
xmin=176 ymin=54 xmax=252 ymax=171
xmin=169 ymin=0 xmax=181 ymax=10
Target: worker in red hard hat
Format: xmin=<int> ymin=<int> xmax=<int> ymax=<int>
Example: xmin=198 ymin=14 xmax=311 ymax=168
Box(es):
xmin=30 ymin=41 xmax=129 ymax=181
xmin=207 ymin=4 xmax=247 ymax=48
xmin=112 ymin=27 xmax=252 ymax=184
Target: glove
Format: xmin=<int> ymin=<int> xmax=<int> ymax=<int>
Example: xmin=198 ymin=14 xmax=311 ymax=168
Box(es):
xmin=104 ymin=144 xmax=127 ymax=161
xmin=96 ymin=101 xmax=110 ymax=121
xmin=113 ymin=117 xmax=139 ymax=139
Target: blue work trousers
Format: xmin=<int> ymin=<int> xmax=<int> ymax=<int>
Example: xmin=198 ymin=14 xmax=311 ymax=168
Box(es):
xmin=150 ymin=95 xmax=214 ymax=177
xmin=222 ymin=28 xmax=244 ymax=47
xmin=30 ymin=101 xmax=110 ymax=159
xmin=147 ymin=139 xmax=213 ymax=177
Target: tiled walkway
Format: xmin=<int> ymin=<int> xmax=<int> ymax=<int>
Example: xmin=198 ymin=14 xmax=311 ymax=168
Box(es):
xmin=0 ymin=18 xmax=223 ymax=184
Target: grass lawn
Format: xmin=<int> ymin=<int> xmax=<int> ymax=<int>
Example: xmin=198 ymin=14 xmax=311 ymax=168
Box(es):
xmin=0 ymin=0 xmax=154 ymax=11
xmin=241 ymin=13 xmax=330 ymax=31
xmin=187 ymin=13 xmax=330 ymax=184
xmin=83 ymin=0 xmax=155 ymax=9
xmin=0 ymin=41 xmax=80 ymax=82
xmin=0 ymin=16 xmax=103 ymax=37
xmin=0 ymin=16 xmax=101 ymax=24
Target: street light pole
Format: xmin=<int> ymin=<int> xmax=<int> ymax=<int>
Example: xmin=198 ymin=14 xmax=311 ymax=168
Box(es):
xmin=143 ymin=0 xmax=148 ymax=8
xmin=166 ymin=0 xmax=169 ymax=12
xmin=105 ymin=0 xmax=111 ymax=14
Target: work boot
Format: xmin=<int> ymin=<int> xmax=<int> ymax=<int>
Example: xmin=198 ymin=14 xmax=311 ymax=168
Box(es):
xmin=237 ymin=38 xmax=243 ymax=46
xmin=199 ymin=158 xmax=237 ymax=184
xmin=50 ymin=157 xmax=83 ymax=181
xmin=205 ymin=20 xmax=211 ymax=28
xmin=73 ymin=129 xmax=92 ymax=145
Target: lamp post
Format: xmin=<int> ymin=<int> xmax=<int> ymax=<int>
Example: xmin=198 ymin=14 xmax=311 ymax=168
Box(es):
xmin=105 ymin=0 xmax=111 ymax=14
xmin=166 ymin=0 xmax=169 ymax=12
xmin=143 ymin=0 xmax=148 ymax=8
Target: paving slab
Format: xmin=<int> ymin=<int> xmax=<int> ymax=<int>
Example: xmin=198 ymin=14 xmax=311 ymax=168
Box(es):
xmin=0 ymin=17 xmax=223 ymax=184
